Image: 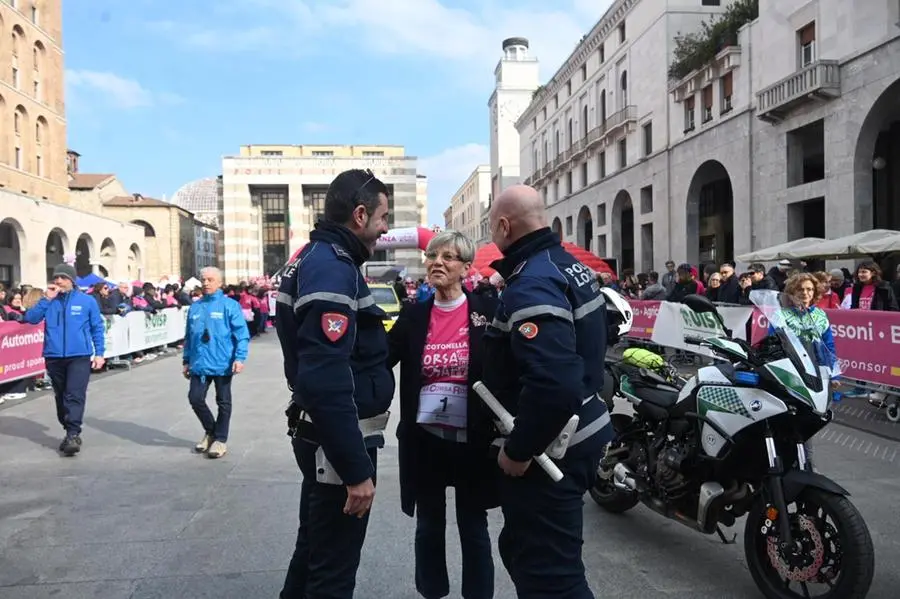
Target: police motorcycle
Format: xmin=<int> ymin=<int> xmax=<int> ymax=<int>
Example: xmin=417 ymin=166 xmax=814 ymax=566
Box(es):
xmin=592 ymin=290 xmax=875 ymax=599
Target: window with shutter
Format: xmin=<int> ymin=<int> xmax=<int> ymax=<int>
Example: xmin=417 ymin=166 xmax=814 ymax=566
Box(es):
xmin=721 ymin=72 xmax=733 ymax=113
xmin=684 ymin=97 xmax=696 ymax=132
xmin=798 ymin=22 xmax=816 ymax=67
xmin=702 ymin=85 xmax=713 ymax=122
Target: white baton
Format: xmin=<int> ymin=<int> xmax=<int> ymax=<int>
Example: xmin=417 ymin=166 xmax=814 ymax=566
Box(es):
xmin=473 ymin=381 xmax=565 ymax=482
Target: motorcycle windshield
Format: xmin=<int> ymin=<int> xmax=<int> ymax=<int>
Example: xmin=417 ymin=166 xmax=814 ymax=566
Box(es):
xmin=749 ymin=290 xmax=834 ymax=409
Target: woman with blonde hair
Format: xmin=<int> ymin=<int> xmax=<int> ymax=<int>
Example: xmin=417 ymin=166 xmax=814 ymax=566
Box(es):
xmin=23 ymin=288 xmax=44 ymax=309
xmin=771 ymin=273 xmax=841 ymax=466
xmin=388 ymin=229 xmax=500 ymax=599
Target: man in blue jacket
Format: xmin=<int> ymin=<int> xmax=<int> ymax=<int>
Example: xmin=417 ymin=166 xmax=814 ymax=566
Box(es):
xmin=22 ymin=263 xmax=106 ymax=456
xmin=182 ymin=266 xmax=250 ymax=459
xmin=481 ymin=185 xmax=613 ymax=599
xmin=276 ymin=169 xmax=394 ymax=599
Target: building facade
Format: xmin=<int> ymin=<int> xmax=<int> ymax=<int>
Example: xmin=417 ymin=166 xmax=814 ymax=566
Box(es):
xmin=221 ymin=144 xmax=425 ymax=282
xmin=194 ymin=221 xmax=218 ymax=273
xmin=446 ymin=165 xmax=491 ymax=243
xmin=488 ymin=38 xmax=541 ymax=202
xmin=516 ymin=0 xmax=900 ymax=273
xmin=416 ymin=174 xmax=429 ymax=227
xmin=0 ymin=1 xmax=147 ymax=287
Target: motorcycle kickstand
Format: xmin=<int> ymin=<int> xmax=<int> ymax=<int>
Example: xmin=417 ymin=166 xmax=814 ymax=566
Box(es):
xmin=715 ymin=525 xmax=737 ymax=545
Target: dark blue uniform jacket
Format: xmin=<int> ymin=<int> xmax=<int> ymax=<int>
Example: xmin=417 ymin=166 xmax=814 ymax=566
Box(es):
xmin=482 ymin=228 xmax=614 ymax=463
xmin=276 ymin=221 xmax=395 ymax=485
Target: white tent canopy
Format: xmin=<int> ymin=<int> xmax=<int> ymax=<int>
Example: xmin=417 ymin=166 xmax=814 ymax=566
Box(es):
xmin=788 ymin=229 xmax=900 ymax=259
xmin=735 ymin=237 xmax=826 ymax=262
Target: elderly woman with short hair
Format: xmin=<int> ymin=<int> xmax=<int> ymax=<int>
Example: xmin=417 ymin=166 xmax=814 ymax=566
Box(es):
xmin=387 ymin=230 xmax=500 ymax=599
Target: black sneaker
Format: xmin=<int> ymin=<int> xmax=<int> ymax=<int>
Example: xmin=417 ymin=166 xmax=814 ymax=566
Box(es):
xmin=61 ymin=436 xmax=81 ymax=456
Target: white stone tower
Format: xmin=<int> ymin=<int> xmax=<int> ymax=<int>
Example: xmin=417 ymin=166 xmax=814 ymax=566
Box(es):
xmin=487 ymin=37 xmax=540 ymax=202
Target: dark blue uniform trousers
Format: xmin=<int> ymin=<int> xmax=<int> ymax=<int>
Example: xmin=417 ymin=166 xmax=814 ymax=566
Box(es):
xmin=498 ymin=454 xmax=599 ymax=599
xmin=45 ymin=356 xmax=92 ymax=436
xmin=281 ymin=437 xmax=377 ymax=599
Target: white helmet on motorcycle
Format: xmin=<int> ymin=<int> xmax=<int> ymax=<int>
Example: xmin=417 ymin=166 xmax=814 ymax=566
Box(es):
xmin=600 ymin=287 xmax=633 ymax=340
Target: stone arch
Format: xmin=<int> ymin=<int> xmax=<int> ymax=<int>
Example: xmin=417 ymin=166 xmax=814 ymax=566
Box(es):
xmin=33 ymin=39 xmax=45 ymax=70
xmin=99 ymin=237 xmax=116 ymax=278
xmin=35 ymin=114 xmax=47 ymax=175
xmin=131 ymin=219 xmax=156 ymax=237
xmin=685 ymin=159 xmax=734 ymax=268
xmin=611 ymin=190 xmax=634 ymax=272
xmin=853 ymin=75 xmax=900 ymax=233
xmin=75 ymin=233 xmax=94 ymax=278
xmin=13 ymin=104 xmax=28 ymax=170
xmin=0 ymin=93 xmax=6 ymax=163
xmin=0 ymin=217 xmax=26 ymax=287
xmin=576 ymin=205 xmax=592 ymax=251
xmin=45 ymin=227 xmax=68 ymax=281
xmin=11 ymin=24 xmax=25 ymax=60
xmin=128 ymin=243 xmax=143 ymax=281
xmin=551 ymin=216 xmax=563 ymax=238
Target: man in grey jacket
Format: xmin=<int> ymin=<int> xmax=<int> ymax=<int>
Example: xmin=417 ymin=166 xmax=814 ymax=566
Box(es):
xmin=642 ymin=271 xmax=667 ymax=300
xmin=661 ymin=261 xmax=677 ymax=294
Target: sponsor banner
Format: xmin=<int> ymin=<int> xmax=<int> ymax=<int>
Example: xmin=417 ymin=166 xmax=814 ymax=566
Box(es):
xmin=0 ymin=322 xmax=45 ymax=384
xmin=102 ymin=315 xmax=130 ymax=359
xmin=748 ymin=308 xmax=900 ymax=387
xmin=627 ymin=300 xmax=900 ymax=387
xmin=0 ymin=308 xmax=188 ymax=381
xmin=649 ymin=301 xmax=754 ymax=357
xmin=628 ymin=301 xmax=660 ymax=339
xmin=124 ymin=308 xmax=187 ymax=354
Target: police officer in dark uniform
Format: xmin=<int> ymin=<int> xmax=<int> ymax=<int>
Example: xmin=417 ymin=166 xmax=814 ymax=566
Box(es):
xmin=275 ymin=169 xmax=395 ymax=599
xmin=481 ymin=184 xmax=613 ymax=599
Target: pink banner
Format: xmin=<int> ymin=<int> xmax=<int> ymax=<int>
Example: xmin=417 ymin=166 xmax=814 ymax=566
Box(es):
xmin=748 ymin=308 xmax=900 ymax=387
xmin=626 ymin=300 xmax=900 ymax=388
xmin=628 ymin=300 xmax=660 ymax=339
xmin=0 ymin=321 xmax=45 ymax=384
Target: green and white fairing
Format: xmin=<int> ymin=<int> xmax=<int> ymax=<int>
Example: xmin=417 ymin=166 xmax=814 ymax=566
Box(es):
xmin=676 ymin=290 xmax=838 ymax=458
xmin=752 ymin=288 xmax=839 ymax=416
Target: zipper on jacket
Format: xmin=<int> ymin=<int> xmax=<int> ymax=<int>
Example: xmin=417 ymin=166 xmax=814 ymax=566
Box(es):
xmin=62 ymin=291 xmax=69 ymax=358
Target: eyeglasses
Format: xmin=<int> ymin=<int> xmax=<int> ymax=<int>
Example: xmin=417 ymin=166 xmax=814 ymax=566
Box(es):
xmin=425 ymin=251 xmax=461 ymax=262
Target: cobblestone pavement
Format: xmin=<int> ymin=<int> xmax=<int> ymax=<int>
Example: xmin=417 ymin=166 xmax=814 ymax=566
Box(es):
xmin=0 ymin=335 xmax=897 ymax=598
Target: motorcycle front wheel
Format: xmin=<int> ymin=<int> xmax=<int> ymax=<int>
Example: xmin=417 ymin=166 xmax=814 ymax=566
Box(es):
xmin=743 ymin=487 xmax=874 ymax=599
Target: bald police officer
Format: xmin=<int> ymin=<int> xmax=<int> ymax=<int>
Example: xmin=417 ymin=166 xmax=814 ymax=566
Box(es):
xmin=276 ymin=169 xmax=395 ymax=599
xmin=482 ymin=184 xmax=613 ymax=598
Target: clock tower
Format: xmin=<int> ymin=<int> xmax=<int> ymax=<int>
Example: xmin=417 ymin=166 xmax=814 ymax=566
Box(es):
xmin=487 ymin=37 xmax=540 ymax=203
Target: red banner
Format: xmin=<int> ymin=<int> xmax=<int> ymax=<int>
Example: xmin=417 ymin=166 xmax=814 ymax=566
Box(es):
xmin=748 ymin=308 xmax=900 ymax=387
xmin=628 ymin=300 xmax=660 ymax=339
xmin=0 ymin=321 xmax=45 ymax=384
xmin=626 ymin=301 xmax=900 ymax=387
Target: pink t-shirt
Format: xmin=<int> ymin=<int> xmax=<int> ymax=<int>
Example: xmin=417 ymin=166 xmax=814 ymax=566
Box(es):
xmin=858 ymin=284 xmax=875 ymax=310
xmin=418 ymin=295 xmax=470 ymax=431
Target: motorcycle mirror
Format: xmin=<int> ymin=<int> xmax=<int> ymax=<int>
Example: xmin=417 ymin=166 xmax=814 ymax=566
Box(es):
xmin=682 ymin=294 xmax=733 ymax=338
xmin=681 ymin=294 xmax=716 ymax=314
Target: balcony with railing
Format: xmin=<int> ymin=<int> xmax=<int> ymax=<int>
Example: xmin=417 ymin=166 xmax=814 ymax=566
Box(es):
xmin=756 ymin=60 xmax=840 ymax=123
xmin=602 ymin=105 xmax=637 ymax=139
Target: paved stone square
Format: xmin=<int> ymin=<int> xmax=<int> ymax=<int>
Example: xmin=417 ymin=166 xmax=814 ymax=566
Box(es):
xmin=1 ymin=335 xmax=898 ymax=598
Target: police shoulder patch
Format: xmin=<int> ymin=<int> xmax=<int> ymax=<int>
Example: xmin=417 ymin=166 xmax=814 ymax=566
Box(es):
xmin=517 ymin=321 xmax=539 ymax=339
xmin=321 ymin=312 xmax=350 ymax=342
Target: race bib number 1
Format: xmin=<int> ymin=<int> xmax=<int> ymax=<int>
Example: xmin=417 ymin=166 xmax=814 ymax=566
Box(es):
xmin=417 ymin=381 xmax=468 ymax=429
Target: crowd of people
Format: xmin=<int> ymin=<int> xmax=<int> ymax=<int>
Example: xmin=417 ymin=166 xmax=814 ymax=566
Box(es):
xmin=0 ymin=272 xmax=275 ymax=405
xmin=600 ymin=257 xmax=900 ymax=312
